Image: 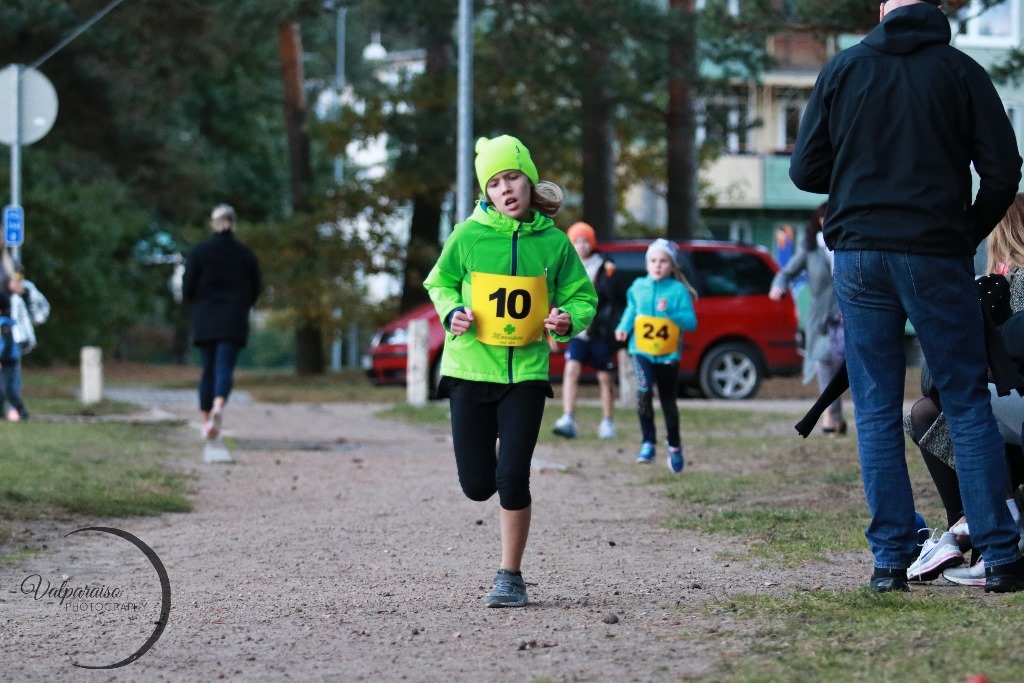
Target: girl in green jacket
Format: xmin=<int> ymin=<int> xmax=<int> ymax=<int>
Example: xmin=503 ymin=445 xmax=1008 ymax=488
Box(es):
xmin=424 ymin=135 xmax=597 ymax=608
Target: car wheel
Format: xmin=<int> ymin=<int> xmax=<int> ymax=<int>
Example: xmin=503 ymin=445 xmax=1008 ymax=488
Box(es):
xmin=698 ymin=342 xmax=762 ymax=400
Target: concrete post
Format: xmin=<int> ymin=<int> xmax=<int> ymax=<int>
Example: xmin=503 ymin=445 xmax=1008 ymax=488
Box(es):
xmin=80 ymin=346 xmax=103 ymax=404
xmin=616 ymin=349 xmax=634 ymax=408
xmin=406 ymin=319 xmax=430 ymax=407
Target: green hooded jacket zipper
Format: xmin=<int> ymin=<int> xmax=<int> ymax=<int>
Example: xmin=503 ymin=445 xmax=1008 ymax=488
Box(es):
xmin=507 ymin=226 xmax=520 ymax=383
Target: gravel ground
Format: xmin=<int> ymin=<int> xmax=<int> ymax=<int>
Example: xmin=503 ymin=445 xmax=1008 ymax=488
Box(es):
xmin=0 ymin=377 xmax=888 ymax=682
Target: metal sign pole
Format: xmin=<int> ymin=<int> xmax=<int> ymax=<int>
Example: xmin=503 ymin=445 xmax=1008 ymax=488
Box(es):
xmin=1 ymin=0 xmax=126 ymax=266
xmin=455 ymin=0 xmax=473 ymax=225
xmin=9 ymin=64 xmax=22 ymax=264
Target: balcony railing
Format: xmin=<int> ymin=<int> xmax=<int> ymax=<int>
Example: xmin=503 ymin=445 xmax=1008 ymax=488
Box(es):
xmin=701 ymin=153 xmax=826 ymax=210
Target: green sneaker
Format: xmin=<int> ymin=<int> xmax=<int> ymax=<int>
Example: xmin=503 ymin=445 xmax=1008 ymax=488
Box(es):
xmin=486 ymin=569 xmax=527 ymax=608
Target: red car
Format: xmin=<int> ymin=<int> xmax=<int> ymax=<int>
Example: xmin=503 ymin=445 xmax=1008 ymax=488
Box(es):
xmin=362 ymin=240 xmax=802 ymax=399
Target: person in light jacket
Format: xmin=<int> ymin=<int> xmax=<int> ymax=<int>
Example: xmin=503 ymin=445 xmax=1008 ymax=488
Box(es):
xmin=770 ymin=203 xmax=846 ymax=435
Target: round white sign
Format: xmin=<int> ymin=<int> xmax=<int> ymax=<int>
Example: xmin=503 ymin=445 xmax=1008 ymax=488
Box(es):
xmin=0 ymin=64 xmax=59 ymax=146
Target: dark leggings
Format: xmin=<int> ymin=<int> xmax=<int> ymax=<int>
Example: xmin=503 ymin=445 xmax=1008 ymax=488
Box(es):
xmin=198 ymin=341 xmax=241 ymax=412
xmin=448 ymin=383 xmax=548 ymax=511
xmin=910 ymin=396 xmax=1024 ymax=529
xmin=633 ymin=355 xmax=681 ymax=448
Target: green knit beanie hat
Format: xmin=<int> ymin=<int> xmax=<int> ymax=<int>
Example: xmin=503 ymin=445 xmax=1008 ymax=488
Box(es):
xmin=474 ymin=135 xmax=539 ymax=192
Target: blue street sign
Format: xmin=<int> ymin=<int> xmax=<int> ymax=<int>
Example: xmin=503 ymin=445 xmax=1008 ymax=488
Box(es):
xmin=4 ymin=205 xmax=24 ymax=246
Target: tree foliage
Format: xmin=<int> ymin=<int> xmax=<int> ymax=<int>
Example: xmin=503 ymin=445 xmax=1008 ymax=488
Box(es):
xmin=5 ymin=0 xmax=1012 ymax=367
xmin=0 ymin=0 xmax=379 ymax=365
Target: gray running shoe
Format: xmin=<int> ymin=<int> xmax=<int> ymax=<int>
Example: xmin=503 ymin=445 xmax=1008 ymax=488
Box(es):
xmin=943 ymin=558 xmax=986 ymax=587
xmin=486 ymin=569 xmax=527 ymax=608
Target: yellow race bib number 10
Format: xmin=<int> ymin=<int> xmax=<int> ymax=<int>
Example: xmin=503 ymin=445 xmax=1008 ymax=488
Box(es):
xmin=633 ymin=314 xmax=680 ymax=356
xmin=471 ymin=272 xmax=549 ymax=346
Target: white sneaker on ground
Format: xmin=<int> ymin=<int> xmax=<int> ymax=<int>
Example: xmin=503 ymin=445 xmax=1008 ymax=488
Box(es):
xmin=598 ymin=418 xmax=616 ymax=439
xmin=943 ymin=558 xmax=986 ymax=586
xmin=552 ymin=413 xmax=577 ymax=438
xmin=908 ymin=529 xmax=964 ymax=581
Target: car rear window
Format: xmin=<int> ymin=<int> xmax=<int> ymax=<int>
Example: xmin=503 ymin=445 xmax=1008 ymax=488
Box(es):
xmin=690 ymin=250 xmax=774 ymax=296
xmin=606 ymin=248 xmax=773 ymax=297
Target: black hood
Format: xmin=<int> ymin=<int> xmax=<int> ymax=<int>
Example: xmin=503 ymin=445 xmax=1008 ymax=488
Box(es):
xmin=862 ymin=3 xmax=951 ymax=55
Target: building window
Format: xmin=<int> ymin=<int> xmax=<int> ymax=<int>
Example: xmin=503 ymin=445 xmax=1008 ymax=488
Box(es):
xmin=695 ymin=0 xmax=740 ymax=16
xmin=952 ymin=0 xmax=1020 ymax=47
xmin=1006 ymin=103 xmax=1021 ymax=137
xmin=1005 ymin=103 xmax=1022 ymax=155
xmin=727 ymin=220 xmax=753 ymax=244
xmin=697 ymin=99 xmax=750 ymax=154
xmin=779 ymin=101 xmax=806 ymax=153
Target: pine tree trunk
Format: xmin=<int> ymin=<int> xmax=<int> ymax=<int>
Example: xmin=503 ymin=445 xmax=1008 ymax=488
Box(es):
xmin=279 ymin=22 xmax=322 ymax=373
xmin=295 ymin=324 xmax=324 ymax=375
xmin=580 ymin=31 xmax=617 ymax=242
xmin=666 ymin=0 xmax=699 ymax=241
xmin=400 ymin=40 xmax=453 ymax=313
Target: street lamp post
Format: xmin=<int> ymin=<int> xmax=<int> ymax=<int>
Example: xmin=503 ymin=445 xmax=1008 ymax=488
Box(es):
xmin=455 ymin=0 xmax=473 ymax=223
xmin=324 ymin=1 xmax=348 ymax=186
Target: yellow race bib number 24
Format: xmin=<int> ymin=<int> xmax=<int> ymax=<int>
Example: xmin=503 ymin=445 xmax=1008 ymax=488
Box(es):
xmin=633 ymin=314 xmax=680 ymax=356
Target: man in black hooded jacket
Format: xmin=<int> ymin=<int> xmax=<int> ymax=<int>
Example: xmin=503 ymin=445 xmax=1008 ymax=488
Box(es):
xmin=790 ymin=0 xmax=1024 ymax=593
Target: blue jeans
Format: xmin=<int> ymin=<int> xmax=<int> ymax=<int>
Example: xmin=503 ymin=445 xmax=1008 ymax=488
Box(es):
xmin=833 ymin=250 xmax=1020 ymax=570
xmin=0 ymin=361 xmax=25 ymax=413
xmin=197 ymin=342 xmax=241 ymax=412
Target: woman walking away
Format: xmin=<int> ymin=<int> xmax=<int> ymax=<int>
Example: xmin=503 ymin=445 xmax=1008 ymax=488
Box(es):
xmin=424 ymin=134 xmax=597 ymax=608
xmin=615 ymin=239 xmax=697 ymax=473
xmin=183 ymin=204 xmax=262 ymax=440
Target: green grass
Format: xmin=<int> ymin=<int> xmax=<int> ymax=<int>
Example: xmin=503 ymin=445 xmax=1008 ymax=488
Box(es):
xmin=0 ymin=422 xmax=193 ymax=521
xmin=379 ymin=397 xmax=1019 ymax=682
xmin=2 ymin=368 xmax=193 ymax=561
xmin=22 ymin=363 xmax=407 ymax=404
xmin=9 ymin=365 xmax=1019 ymax=681
xmin=233 ymin=368 xmax=407 ymax=403
xmin=375 ymin=402 xmax=452 ymax=424
xmin=699 ymin=590 xmax=1024 ymax=682
xmin=27 ymin=396 xmax=140 ymax=417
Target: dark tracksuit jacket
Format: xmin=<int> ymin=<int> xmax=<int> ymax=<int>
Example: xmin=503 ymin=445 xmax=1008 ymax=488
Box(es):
xmin=789 ymin=3 xmax=1022 ymax=255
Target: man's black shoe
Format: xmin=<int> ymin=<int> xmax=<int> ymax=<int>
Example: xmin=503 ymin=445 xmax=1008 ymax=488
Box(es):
xmin=983 ymin=556 xmax=1024 ymax=593
xmin=869 ymin=567 xmax=909 ymax=593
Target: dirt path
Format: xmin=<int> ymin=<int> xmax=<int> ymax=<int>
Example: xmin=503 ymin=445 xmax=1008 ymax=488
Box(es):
xmin=0 ymin=395 xmax=870 ymax=682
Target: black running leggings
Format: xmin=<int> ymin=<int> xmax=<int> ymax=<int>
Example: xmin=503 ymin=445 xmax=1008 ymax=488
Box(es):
xmin=448 ymin=383 xmax=547 ymax=511
xmin=633 ymin=355 xmax=681 ymax=449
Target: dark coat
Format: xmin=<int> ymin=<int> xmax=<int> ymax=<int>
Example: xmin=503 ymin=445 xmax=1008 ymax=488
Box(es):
xmin=588 ymin=255 xmax=627 ymax=345
xmin=789 ymin=3 xmax=1022 ymax=255
xmin=182 ymin=231 xmax=262 ymax=347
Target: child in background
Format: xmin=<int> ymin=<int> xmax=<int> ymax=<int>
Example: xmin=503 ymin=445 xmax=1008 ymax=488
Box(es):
xmin=615 ymin=239 xmax=697 ymax=473
xmin=424 ymin=134 xmax=597 ymax=608
xmin=0 ymin=274 xmax=31 ymax=421
xmin=551 ymin=221 xmax=626 ymax=440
